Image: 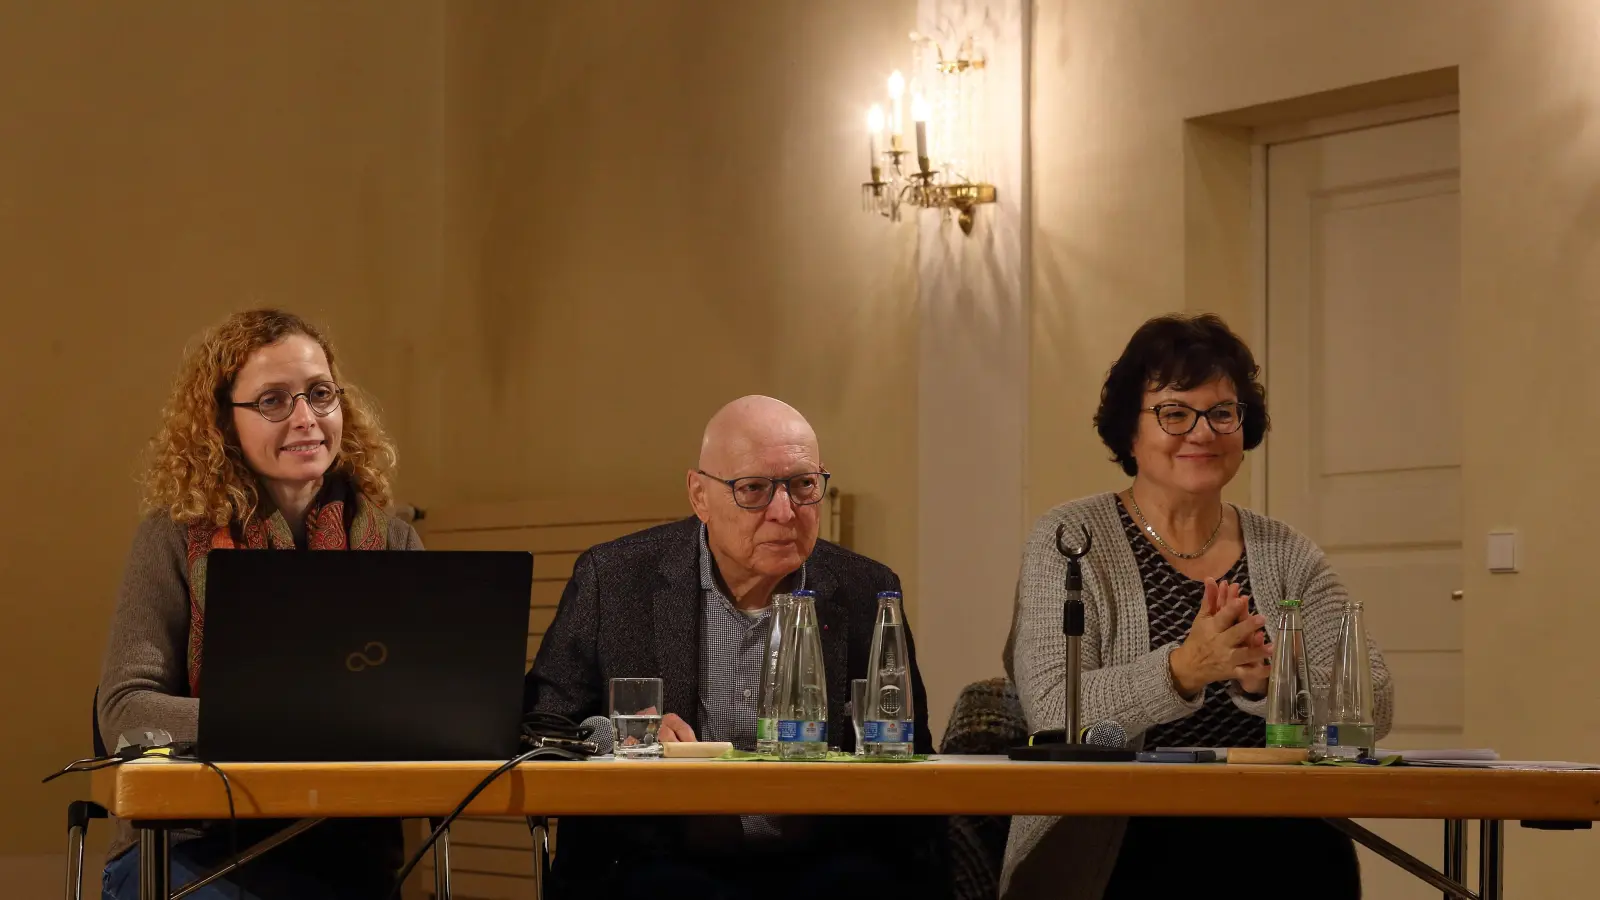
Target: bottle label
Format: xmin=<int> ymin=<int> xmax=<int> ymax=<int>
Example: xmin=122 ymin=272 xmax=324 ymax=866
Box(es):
xmin=1326 ymin=724 xmax=1374 ymax=747
xmin=863 ymin=720 xmax=914 ymax=743
xmin=1265 ymin=724 xmax=1308 ymax=747
xmin=777 ymin=720 xmax=827 ymax=743
xmin=756 ymin=717 xmax=776 ymax=742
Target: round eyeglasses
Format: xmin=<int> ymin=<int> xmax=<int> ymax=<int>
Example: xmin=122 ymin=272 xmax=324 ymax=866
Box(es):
xmin=230 ymin=381 xmax=345 ymax=423
xmin=696 ymin=470 xmax=831 ymax=510
xmin=1144 ymin=401 xmax=1246 ymax=436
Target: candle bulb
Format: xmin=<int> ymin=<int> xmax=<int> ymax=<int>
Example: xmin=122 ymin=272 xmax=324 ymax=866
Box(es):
xmin=912 ymin=93 xmax=931 ymax=173
xmin=887 ymin=70 xmax=905 ymax=137
xmin=867 ymin=105 xmax=885 ymax=179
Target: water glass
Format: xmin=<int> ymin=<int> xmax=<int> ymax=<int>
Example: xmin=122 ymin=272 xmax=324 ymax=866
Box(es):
xmin=610 ymin=677 xmax=664 ymax=758
xmin=850 ymin=678 xmax=868 ymax=757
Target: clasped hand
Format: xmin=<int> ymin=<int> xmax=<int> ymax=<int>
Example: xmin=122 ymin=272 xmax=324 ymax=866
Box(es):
xmin=1169 ymin=579 xmax=1272 ymax=699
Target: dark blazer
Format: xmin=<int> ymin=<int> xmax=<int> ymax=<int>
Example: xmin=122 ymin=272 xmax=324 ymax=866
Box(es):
xmin=525 ymin=517 xmax=946 ymax=894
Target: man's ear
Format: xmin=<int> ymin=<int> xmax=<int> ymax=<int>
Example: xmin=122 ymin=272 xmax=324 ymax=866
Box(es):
xmin=686 ymin=470 xmax=710 ymax=523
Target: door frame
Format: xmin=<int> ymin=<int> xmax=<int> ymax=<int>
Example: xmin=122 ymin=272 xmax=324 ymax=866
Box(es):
xmin=1248 ymin=94 xmax=1461 ymax=513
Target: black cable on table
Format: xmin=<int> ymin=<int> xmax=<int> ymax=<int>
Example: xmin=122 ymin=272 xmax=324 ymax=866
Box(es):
xmin=44 ymin=747 xmax=244 ymax=900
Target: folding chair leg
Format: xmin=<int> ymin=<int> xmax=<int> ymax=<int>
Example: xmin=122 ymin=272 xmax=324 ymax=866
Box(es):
xmin=431 ymin=823 xmax=452 ymax=900
xmin=65 ymin=823 xmax=87 ymax=900
xmin=529 ymin=818 xmax=549 ymax=900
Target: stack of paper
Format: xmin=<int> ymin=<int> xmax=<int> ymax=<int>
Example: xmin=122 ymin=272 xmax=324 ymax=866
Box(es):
xmin=1375 ymin=748 xmax=1500 ymax=762
xmin=1406 ymin=759 xmax=1600 ymax=771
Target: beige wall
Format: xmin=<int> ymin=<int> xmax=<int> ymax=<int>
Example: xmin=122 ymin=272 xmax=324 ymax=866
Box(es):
xmin=1462 ymin=1 xmax=1600 ymax=885
xmin=430 ymin=0 xmax=918 ymax=563
xmin=1032 ymin=0 xmax=1600 ymax=892
xmin=914 ymin=0 xmax=1032 ymax=741
xmin=0 ymin=0 xmax=918 ymax=874
xmin=0 ymin=0 xmax=445 ymax=862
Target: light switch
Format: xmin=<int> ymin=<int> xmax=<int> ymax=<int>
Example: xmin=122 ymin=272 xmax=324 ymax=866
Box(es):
xmin=1487 ymin=530 xmax=1518 ymax=573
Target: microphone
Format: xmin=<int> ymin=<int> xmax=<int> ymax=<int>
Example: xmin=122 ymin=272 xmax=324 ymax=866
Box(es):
xmin=520 ymin=715 xmax=612 ymax=757
xmin=1021 ymin=720 xmax=1129 ymax=751
xmin=581 ymin=715 xmax=614 ymax=755
xmin=1081 ymin=720 xmax=1127 ymax=749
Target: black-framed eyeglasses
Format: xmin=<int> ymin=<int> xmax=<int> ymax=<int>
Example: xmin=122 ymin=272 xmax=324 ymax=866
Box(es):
xmin=696 ymin=470 xmax=831 ymax=510
xmin=1143 ymin=401 xmax=1246 ymax=436
xmin=229 ymin=381 xmax=345 ymax=423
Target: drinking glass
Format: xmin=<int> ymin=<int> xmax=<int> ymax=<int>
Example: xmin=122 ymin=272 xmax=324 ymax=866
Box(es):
xmin=850 ymin=678 xmax=868 ymax=757
xmin=610 ymin=677 xmax=664 ymax=758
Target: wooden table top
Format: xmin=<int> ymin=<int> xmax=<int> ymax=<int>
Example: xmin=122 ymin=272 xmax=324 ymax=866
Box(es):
xmin=90 ymin=755 xmax=1600 ymax=822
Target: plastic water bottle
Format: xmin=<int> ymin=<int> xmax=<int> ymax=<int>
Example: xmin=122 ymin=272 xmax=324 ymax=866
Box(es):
xmin=863 ymin=590 xmax=915 ymax=757
xmin=1265 ymin=598 xmax=1313 ymax=748
xmin=755 ymin=593 xmax=796 ymax=755
xmin=1325 ymin=601 xmax=1376 ymax=760
xmin=777 ymin=590 xmax=828 ymax=760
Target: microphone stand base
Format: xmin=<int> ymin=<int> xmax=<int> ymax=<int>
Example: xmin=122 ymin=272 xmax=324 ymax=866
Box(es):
xmin=1007 ymin=743 xmax=1137 ymax=762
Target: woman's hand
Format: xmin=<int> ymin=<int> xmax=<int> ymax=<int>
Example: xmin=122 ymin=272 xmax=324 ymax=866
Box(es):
xmin=1170 ymin=579 xmax=1269 ymax=699
xmin=1233 ymin=643 xmax=1272 ymax=696
xmin=1223 ymin=580 xmax=1273 ymax=695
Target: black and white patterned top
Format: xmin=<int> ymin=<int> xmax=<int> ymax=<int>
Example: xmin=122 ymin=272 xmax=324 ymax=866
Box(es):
xmin=696 ymin=524 xmax=804 ymax=840
xmin=1119 ymin=503 xmax=1266 ymax=750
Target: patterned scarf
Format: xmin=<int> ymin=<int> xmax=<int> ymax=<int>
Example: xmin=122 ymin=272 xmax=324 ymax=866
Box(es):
xmin=182 ymin=474 xmax=388 ymax=696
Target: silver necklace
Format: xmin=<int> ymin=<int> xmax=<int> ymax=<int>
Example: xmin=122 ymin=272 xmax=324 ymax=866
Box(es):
xmin=1126 ymin=489 xmax=1223 ymax=560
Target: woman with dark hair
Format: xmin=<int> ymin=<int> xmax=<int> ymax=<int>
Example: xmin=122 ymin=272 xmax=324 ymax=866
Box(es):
xmin=1000 ymin=313 xmax=1392 ymax=900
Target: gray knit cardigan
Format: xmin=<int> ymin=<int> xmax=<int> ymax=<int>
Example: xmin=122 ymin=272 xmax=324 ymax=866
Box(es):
xmin=1000 ymin=492 xmax=1394 ymax=898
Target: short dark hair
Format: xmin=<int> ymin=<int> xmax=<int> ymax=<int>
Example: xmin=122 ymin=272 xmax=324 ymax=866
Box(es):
xmin=1094 ymin=313 xmax=1269 ymax=477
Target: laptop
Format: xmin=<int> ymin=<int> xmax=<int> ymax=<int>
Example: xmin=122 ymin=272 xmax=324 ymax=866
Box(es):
xmin=197 ymin=549 xmax=533 ymax=762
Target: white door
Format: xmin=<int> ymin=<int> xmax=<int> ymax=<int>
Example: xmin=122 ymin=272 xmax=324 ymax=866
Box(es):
xmin=1264 ymin=110 xmax=1462 ymax=899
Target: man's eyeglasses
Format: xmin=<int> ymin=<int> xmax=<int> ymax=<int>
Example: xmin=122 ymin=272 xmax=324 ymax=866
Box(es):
xmin=696 ymin=470 xmax=831 ymax=510
xmin=1143 ymin=401 xmax=1246 ymax=436
xmin=230 ymin=381 xmax=345 ymax=423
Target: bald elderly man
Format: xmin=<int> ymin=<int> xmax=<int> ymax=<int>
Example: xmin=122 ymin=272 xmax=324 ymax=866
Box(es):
xmin=524 ymin=396 xmax=947 ymax=898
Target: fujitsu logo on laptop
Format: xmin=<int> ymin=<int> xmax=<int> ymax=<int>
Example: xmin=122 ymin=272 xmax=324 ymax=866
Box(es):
xmin=346 ymin=641 xmax=389 ymax=672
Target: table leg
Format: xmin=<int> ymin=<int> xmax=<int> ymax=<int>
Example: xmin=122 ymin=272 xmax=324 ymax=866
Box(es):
xmin=138 ymin=828 xmax=170 ymax=900
xmin=1479 ymin=820 xmax=1504 ymax=900
xmin=432 ymin=823 xmax=452 ymax=900
xmin=1443 ymin=819 xmax=1466 ymax=900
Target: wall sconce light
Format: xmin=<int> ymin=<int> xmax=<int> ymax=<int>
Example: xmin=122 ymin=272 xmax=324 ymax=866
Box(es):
xmin=861 ymin=33 xmax=997 ymax=235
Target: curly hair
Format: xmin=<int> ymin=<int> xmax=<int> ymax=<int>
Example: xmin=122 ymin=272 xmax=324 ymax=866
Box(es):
xmin=141 ymin=309 xmax=397 ymax=526
xmin=1094 ymin=313 xmax=1269 ymax=477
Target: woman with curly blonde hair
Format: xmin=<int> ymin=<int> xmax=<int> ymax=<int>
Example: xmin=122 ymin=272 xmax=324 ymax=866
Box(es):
xmin=98 ymin=309 xmax=422 ymax=900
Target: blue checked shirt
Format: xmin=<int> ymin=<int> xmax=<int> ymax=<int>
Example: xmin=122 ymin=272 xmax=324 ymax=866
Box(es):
xmin=696 ymin=524 xmax=804 ymax=841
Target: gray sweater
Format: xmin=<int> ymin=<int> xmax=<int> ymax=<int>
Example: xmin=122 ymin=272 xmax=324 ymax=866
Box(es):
xmin=96 ymin=514 xmax=423 ymax=862
xmin=1000 ymin=493 xmax=1393 ymax=899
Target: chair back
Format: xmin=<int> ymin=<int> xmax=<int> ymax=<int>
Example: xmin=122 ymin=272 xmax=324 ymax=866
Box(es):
xmin=91 ymin=688 xmax=107 ymax=758
xmin=940 ymin=677 xmax=1027 ymax=900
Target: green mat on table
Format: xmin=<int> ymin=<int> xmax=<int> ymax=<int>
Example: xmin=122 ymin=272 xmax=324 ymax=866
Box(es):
xmin=713 ymin=749 xmax=927 ymax=763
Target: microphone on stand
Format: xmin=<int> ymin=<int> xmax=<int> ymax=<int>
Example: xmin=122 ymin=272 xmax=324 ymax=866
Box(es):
xmin=1010 ymin=523 xmax=1137 ymax=762
xmin=1082 ymin=720 xmax=1129 ymax=749
xmin=1023 ymin=720 xmax=1129 ymax=749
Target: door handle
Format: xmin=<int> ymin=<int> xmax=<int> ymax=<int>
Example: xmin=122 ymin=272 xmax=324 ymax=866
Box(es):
xmin=1451 ymin=590 xmax=1464 ymax=601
